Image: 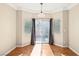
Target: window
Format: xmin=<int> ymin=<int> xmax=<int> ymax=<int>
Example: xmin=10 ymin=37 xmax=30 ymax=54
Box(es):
xmin=54 ymin=19 xmax=60 ymax=33
xmin=24 ymin=20 xmax=32 ymax=33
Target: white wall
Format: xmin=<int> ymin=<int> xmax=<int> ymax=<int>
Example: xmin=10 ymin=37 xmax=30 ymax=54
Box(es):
xmin=0 ymin=4 xmax=16 ymax=55
xmin=52 ymin=11 xmax=63 ymax=46
xmin=69 ymin=4 xmax=79 ymax=54
xmin=16 ymin=10 xmax=22 ymax=46
xmin=52 ymin=10 xmax=69 ymax=47
xmin=63 ymin=10 xmax=69 ymax=47
xmin=22 ymin=11 xmax=33 ymax=46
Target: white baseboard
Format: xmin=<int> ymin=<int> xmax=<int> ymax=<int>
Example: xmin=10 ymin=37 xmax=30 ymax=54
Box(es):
xmin=54 ymin=43 xmax=65 ymax=47
xmin=3 ymin=46 xmax=16 ymax=56
xmin=69 ymin=47 xmax=79 ymax=55
xmin=16 ymin=43 xmax=30 ymax=47
xmin=16 ymin=45 xmax=22 ymax=47
xmin=22 ymin=43 xmax=30 ymax=47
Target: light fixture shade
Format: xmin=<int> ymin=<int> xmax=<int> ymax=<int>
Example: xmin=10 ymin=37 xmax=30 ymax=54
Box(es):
xmin=37 ymin=13 xmax=45 ymax=18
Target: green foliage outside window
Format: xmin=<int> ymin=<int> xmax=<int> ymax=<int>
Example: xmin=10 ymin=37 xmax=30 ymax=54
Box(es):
xmin=24 ymin=20 xmax=32 ymax=33
xmin=54 ymin=19 xmax=60 ymax=33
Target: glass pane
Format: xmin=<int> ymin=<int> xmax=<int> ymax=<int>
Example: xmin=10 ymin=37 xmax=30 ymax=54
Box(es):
xmin=35 ymin=19 xmax=49 ymax=44
xmin=24 ymin=20 xmax=32 ymax=33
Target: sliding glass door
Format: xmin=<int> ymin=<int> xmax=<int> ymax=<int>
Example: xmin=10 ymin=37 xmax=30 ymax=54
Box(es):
xmin=35 ymin=19 xmax=49 ymax=44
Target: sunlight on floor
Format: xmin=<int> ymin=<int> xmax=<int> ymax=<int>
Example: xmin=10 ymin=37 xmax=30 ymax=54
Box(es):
xmin=42 ymin=44 xmax=54 ymax=56
xmin=30 ymin=44 xmax=54 ymax=56
xmin=30 ymin=44 xmax=42 ymax=56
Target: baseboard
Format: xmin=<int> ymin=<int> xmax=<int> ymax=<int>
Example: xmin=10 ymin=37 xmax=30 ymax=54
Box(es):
xmin=16 ymin=43 xmax=30 ymax=47
xmin=3 ymin=46 xmax=16 ymax=56
xmin=69 ymin=47 xmax=79 ymax=55
xmin=22 ymin=43 xmax=30 ymax=47
xmin=16 ymin=45 xmax=22 ymax=47
xmin=54 ymin=43 xmax=65 ymax=47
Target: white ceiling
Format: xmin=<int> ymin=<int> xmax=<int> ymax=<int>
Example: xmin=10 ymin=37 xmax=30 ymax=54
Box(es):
xmin=8 ymin=3 xmax=77 ymax=13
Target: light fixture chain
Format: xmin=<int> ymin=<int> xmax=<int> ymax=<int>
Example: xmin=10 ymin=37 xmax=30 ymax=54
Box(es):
xmin=40 ymin=3 xmax=43 ymax=13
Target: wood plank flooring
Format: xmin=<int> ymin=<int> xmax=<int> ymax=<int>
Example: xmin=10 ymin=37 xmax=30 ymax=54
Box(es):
xmin=42 ymin=44 xmax=54 ymax=56
xmin=30 ymin=44 xmax=54 ymax=56
xmin=50 ymin=45 xmax=77 ymax=56
xmin=7 ymin=44 xmax=78 ymax=56
xmin=7 ymin=45 xmax=34 ymax=56
xmin=30 ymin=44 xmax=42 ymax=56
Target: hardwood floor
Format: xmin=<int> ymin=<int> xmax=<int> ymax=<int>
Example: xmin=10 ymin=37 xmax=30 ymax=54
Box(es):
xmin=7 ymin=45 xmax=34 ymax=56
xmin=7 ymin=44 xmax=77 ymax=56
xmin=42 ymin=44 xmax=54 ymax=56
xmin=50 ymin=45 xmax=77 ymax=56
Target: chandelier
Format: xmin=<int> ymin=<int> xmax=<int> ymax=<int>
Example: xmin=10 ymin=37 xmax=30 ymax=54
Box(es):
xmin=38 ymin=3 xmax=45 ymax=18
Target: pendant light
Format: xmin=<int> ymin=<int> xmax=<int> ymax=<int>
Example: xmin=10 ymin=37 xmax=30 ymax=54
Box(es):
xmin=38 ymin=3 xmax=45 ymax=18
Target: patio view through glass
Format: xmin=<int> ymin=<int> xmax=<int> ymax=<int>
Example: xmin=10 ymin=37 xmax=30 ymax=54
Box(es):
xmin=35 ymin=19 xmax=49 ymax=44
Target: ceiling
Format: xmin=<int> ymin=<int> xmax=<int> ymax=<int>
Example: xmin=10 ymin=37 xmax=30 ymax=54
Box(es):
xmin=8 ymin=3 xmax=77 ymax=13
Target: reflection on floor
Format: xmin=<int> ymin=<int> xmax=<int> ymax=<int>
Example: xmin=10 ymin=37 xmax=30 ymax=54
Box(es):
xmin=7 ymin=44 xmax=77 ymax=56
